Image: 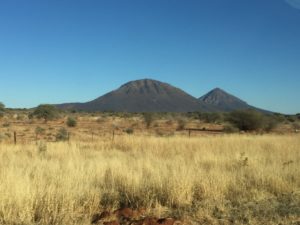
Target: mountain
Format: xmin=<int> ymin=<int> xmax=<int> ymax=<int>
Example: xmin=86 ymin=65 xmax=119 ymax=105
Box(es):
xmin=58 ymin=79 xmax=216 ymax=112
xmin=199 ymin=88 xmax=265 ymax=112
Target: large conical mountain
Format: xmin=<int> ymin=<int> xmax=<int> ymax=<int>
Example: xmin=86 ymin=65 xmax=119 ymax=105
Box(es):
xmin=58 ymin=79 xmax=215 ymax=112
xmin=199 ymin=88 xmax=261 ymax=112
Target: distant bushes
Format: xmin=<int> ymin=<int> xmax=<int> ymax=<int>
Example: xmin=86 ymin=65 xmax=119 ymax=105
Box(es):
xmin=143 ymin=113 xmax=154 ymax=129
xmin=197 ymin=112 xmax=223 ymax=123
xmin=226 ymin=110 xmax=279 ymax=132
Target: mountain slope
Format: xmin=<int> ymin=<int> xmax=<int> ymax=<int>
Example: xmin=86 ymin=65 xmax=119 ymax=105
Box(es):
xmin=58 ymin=79 xmax=215 ymax=112
xmin=199 ymin=88 xmax=266 ymax=112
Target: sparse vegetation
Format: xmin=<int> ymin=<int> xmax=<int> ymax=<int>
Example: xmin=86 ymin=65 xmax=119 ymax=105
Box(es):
xmin=55 ymin=127 xmax=69 ymax=141
xmin=0 ymin=110 xmax=299 ymax=225
xmin=35 ymin=126 xmax=45 ymax=136
xmin=176 ymin=118 xmax=186 ymax=130
xmin=143 ymin=112 xmax=154 ymax=129
xmin=66 ymin=116 xmax=77 ymax=127
xmin=124 ymin=128 xmax=134 ymax=134
xmin=2 ymin=122 xmax=10 ymax=127
xmin=197 ymin=112 xmax=223 ymax=123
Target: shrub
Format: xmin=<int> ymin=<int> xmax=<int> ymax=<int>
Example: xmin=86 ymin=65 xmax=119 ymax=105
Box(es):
xmin=197 ymin=112 xmax=223 ymax=123
xmin=124 ymin=128 xmax=134 ymax=135
xmin=176 ymin=118 xmax=186 ymax=131
xmin=143 ymin=113 xmax=154 ymax=129
xmin=66 ymin=117 xmax=77 ymax=127
xmin=292 ymin=122 xmax=300 ymax=130
xmin=273 ymin=113 xmax=286 ymax=123
xmin=56 ymin=128 xmax=69 ymax=141
xmin=35 ymin=126 xmax=45 ymax=135
xmin=285 ymin=115 xmax=297 ymax=123
xmin=31 ymin=104 xmax=59 ymax=122
xmin=264 ymin=115 xmax=279 ymax=132
xmin=37 ymin=141 xmax=47 ymax=154
xmin=227 ymin=110 xmax=266 ymax=132
xmin=223 ymin=124 xmax=239 ymax=133
xmin=2 ymin=122 xmax=10 ymax=127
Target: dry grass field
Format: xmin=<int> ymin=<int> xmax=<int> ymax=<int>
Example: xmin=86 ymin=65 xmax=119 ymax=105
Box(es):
xmin=0 ymin=112 xmax=299 ymax=224
xmin=0 ymin=128 xmax=299 ymax=224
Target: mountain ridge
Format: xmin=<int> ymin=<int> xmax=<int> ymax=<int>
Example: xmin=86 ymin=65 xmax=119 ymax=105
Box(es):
xmin=57 ymin=79 xmax=269 ymax=113
xmin=58 ymin=79 xmax=216 ymax=112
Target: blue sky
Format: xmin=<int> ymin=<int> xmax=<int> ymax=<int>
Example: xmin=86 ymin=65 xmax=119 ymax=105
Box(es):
xmin=0 ymin=0 xmax=299 ymax=114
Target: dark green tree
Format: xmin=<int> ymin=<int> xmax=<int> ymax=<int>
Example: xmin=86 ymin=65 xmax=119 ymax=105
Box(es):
xmin=31 ymin=104 xmax=59 ymax=122
xmin=227 ymin=110 xmax=265 ymax=132
xmin=0 ymin=102 xmax=5 ymax=118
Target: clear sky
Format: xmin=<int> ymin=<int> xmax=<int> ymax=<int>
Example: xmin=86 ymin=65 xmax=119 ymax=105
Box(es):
xmin=0 ymin=0 xmax=299 ymax=114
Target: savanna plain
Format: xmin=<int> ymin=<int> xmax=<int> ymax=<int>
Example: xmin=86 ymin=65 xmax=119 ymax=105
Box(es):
xmin=0 ymin=112 xmax=299 ymax=225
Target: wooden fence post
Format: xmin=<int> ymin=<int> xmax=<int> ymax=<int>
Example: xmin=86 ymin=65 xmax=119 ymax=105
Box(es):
xmin=14 ymin=131 xmax=17 ymax=145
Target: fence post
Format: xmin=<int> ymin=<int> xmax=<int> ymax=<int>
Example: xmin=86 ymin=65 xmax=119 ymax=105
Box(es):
xmin=112 ymin=130 xmax=115 ymax=142
xmin=188 ymin=129 xmax=191 ymax=138
xmin=14 ymin=131 xmax=17 ymax=145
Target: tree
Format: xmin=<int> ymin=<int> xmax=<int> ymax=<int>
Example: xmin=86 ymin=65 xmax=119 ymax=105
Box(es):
xmin=0 ymin=102 xmax=5 ymax=118
xmin=31 ymin=104 xmax=59 ymax=122
xmin=0 ymin=102 xmax=4 ymax=110
xmin=227 ymin=110 xmax=265 ymax=132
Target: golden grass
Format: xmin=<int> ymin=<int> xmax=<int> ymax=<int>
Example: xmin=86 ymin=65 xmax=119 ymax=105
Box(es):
xmin=0 ymin=134 xmax=299 ymax=225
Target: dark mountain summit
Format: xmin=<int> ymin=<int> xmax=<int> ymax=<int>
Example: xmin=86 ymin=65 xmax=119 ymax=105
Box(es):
xmin=58 ymin=79 xmax=215 ymax=112
xmin=199 ymin=88 xmax=251 ymax=112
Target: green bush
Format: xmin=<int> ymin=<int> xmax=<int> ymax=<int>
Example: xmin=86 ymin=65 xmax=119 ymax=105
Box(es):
xmin=31 ymin=104 xmax=59 ymax=122
xmin=227 ymin=110 xmax=266 ymax=132
xmin=124 ymin=128 xmax=134 ymax=134
xmin=66 ymin=117 xmax=77 ymax=127
xmin=56 ymin=128 xmax=69 ymax=141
